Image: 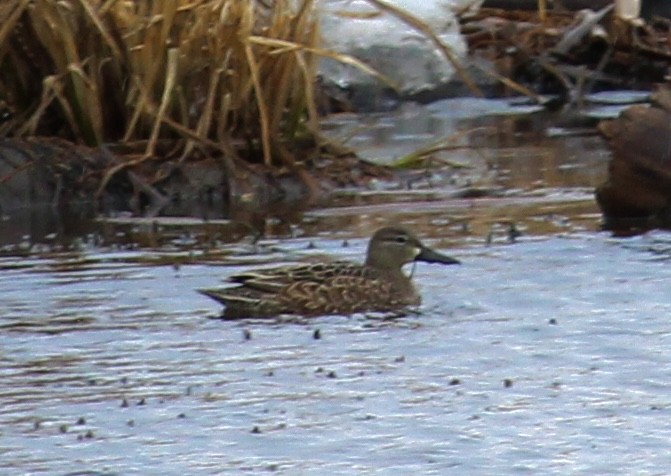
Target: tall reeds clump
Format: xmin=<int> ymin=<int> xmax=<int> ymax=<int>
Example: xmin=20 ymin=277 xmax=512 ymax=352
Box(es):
xmin=0 ymin=0 xmax=320 ymax=168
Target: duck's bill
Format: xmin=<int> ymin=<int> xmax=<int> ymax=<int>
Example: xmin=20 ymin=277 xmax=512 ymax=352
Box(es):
xmin=416 ymin=246 xmax=460 ymax=265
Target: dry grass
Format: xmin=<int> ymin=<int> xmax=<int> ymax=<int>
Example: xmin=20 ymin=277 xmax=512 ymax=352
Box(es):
xmin=0 ymin=0 xmax=325 ymax=168
xmin=0 ymin=0 xmax=482 ymax=181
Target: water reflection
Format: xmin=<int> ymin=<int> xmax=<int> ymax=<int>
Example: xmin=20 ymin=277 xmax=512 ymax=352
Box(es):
xmin=2 ymin=100 xmax=611 ymax=250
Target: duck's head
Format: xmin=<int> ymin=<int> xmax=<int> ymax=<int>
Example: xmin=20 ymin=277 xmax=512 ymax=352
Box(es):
xmin=365 ymin=226 xmax=460 ymax=269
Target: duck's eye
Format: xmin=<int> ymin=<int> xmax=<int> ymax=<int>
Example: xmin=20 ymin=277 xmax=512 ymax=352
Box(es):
xmin=394 ymin=235 xmax=408 ymax=244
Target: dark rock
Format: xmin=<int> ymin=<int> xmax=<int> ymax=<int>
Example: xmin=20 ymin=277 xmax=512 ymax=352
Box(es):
xmin=596 ymin=87 xmax=671 ymax=226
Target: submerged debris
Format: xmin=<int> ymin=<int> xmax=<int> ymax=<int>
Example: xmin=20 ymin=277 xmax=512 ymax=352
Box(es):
xmin=0 ymin=137 xmax=390 ymax=219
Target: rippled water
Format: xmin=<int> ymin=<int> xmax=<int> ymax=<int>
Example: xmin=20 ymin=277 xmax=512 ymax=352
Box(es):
xmin=3 ymin=98 xmax=670 ymax=475
xmin=3 ymin=229 xmax=671 ymax=475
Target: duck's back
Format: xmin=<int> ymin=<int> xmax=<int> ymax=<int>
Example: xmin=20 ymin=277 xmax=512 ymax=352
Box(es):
xmin=201 ymin=261 xmax=418 ymax=318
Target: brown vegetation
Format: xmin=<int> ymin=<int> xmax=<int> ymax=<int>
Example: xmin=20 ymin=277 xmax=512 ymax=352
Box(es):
xmin=0 ymin=0 xmax=394 ymax=216
xmin=0 ymin=0 xmax=325 ymax=170
xmin=461 ymin=4 xmax=671 ymax=102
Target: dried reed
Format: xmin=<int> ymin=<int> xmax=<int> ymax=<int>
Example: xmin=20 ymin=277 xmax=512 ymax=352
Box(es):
xmin=0 ymin=0 xmax=326 ymax=168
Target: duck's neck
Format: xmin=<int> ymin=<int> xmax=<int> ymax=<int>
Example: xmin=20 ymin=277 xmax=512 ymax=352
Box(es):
xmin=368 ymin=262 xmax=418 ymax=299
xmin=387 ymin=268 xmax=420 ymax=305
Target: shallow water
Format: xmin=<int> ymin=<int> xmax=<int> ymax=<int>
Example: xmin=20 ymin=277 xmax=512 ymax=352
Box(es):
xmin=2 ymin=99 xmax=670 ymax=475
xmin=3 ymin=231 xmax=671 ymax=475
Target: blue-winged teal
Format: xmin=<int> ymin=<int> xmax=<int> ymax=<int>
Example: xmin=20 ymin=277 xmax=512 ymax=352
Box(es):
xmin=199 ymin=226 xmax=460 ymax=319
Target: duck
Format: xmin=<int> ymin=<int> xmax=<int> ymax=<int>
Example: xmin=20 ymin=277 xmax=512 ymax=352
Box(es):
xmin=199 ymin=226 xmax=460 ymax=319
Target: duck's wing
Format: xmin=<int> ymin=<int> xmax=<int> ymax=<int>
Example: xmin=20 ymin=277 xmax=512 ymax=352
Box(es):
xmin=228 ymin=261 xmax=369 ymax=292
xmin=274 ymin=273 xmax=399 ymax=316
xmin=199 ymin=261 xmax=382 ymax=318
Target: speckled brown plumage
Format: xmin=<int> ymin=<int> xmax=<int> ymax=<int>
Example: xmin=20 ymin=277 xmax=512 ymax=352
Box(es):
xmin=199 ymin=227 xmax=460 ymax=319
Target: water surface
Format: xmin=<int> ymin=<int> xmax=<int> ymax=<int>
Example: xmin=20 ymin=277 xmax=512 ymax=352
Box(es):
xmin=3 ymin=100 xmax=670 ymax=475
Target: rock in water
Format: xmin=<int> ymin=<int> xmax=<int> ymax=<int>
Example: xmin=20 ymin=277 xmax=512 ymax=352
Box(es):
xmin=596 ymin=87 xmax=671 ymax=226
